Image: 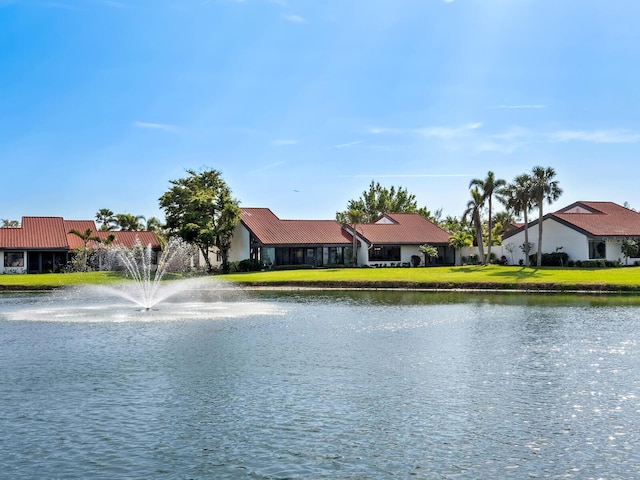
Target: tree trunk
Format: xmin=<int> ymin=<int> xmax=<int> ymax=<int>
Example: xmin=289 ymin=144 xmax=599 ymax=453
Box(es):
xmin=474 ymin=213 xmax=485 ymax=264
xmin=201 ymin=248 xmax=213 ymax=273
xmin=486 ymin=197 xmax=492 ymax=264
xmin=537 ymin=200 xmax=544 ymax=267
xmin=523 ymin=210 xmax=530 ymax=267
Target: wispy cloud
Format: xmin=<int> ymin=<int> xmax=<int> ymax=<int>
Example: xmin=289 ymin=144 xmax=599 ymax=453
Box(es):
xmin=491 ymin=104 xmax=546 ymax=110
xmin=370 ymin=122 xmax=482 ymax=140
xmin=282 ymin=14 xmax=306 ymax=23
xmin=549 ymin=129 xmax=640 ymax=144
xmin=132 ymin=121 xmax=180 ymax=133
xmin=416 ymin=122 xmax=482 ymax=139
xmin=271 ymin=139 xmax=299 ymax=146
xmin=334 ymin=141 xmax=363 ymax=149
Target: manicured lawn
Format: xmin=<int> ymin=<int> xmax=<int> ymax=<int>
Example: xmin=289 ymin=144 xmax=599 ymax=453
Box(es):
xmin=221 ymin=265 xmax=640 ymax=291
xmin=0 ymin=271 xmax=126 ymax=290
xmin=2 ymin=265 xmax=640 ymax=291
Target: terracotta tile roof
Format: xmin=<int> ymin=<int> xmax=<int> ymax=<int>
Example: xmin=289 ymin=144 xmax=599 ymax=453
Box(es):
xmin=240 ymin=208 xmax=352 ymax=246
xmin=355 ymin=213 xmax=451 ymax=245
xmin=65 ymin=220 xmax=100 ymax=249
xmin=504 ymin=201 xmax=640 ymax=239
xmin=99 ymin=231 xmax=161 ymax=249
xmin=552 ymin=201 xmax=640 ymax=237
xmin=0 ymin=217 xmax=69 ymax=249
xmin=0 ymin=217 xmax=160 ymax=250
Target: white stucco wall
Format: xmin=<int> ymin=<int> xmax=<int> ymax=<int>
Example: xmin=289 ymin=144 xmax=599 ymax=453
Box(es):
xmin=502 ymin=219 xmax=588 ymax=264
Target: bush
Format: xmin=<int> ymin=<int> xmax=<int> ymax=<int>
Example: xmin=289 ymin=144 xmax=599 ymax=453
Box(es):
xmin=529 ymin=252 xmax=569 ymax=267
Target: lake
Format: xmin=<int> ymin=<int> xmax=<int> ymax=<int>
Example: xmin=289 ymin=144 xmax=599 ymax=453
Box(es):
xmin=1 ymin=288 xmax=639 ymax=479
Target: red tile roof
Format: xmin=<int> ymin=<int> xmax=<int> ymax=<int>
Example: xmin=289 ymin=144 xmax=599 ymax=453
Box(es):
xmin=0 ymin=217 xmax=69 ymax=249
xmin=356 ymin=213 xmax=451 ymax=245
xmin=240 ymin=208 xmax=352 ymax=246
xmin=240 ymin=208 xmax=451 ymax=247
xmin=552 ymin=201 xmax=640 ymax=237
xmin=65 ymin=220 xmax=100 ymax=249
xmin=0 ymin=217 xmax=160 ymax=250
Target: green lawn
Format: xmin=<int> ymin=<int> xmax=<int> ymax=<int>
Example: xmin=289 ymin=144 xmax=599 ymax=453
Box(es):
xmin=2 ymin=265 xmax=640 ymax=291
xmin=0 ymin=271 xmax=127 ymax=290
xmin=221 ymin=265 xmax=640 ymax=291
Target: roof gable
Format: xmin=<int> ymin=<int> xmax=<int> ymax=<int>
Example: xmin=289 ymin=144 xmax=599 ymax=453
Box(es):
xmin=503 ymin=201 xmax=640 ymax=239
xmin=552 ymin=201 xmax=640 ymax=237
xmin=356 ymin=213 xmax=451 ymax=245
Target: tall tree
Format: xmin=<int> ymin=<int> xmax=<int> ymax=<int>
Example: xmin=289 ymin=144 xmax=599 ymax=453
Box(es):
xmin=530 ymin=166 xmax=563 ymax=267
xmin=498 ymin=173 xmax=534 ymax=266
xmin=115 ymin=213 xmax=146 ymax=231
xmin=336 ymin=181 xmax=436 ymax=224
xmin=159 ymin=168 xmax=240 ymax=273
xmin=462 ymin=188 xmax=485 ymax=265
xmin=95 ymin=209 xmax=115 ymax=231
xmin=342 ymin=208 xmax=363 ymax=266
xmin=469 ymin=171 xmax=505 ymax=264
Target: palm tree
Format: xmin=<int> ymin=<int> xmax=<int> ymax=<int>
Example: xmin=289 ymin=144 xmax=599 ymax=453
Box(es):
xmin=69 ymin=228 xmax=101 ymax=271
xmin=115 ymin=213 xmax=146 ymax=231
xmin=95 ymin=209 xmax=115 ymax=231
xmin=498 ymin=173 xmax=534 ymax=266
xmin=469 ymin=171 xmax=506 ymax=264
xmin=530 ymin=166 xmax=563 ymax=267
xmin=448 ymin=231 xmax=473 ymax=266
xmin=463 ymin=188 xmax=485 ymax=265
xmin=345 ymin=208 xmax=363 ymax=266
xmin=145 ymin=216 xmax=163 ymax=232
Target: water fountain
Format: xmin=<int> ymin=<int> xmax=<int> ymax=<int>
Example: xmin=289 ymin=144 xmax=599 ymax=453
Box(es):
xmin=107 ymin=236 xmax=195 ymax=310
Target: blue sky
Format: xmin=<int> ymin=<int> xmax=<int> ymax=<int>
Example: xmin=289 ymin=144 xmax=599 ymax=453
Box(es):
xmin=2 ymin=0 xmax=640 ymax=224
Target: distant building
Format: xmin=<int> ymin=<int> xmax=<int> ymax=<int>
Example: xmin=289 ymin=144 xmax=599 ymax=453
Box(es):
xmin=0 ymin=217 xmax=159 ymax=274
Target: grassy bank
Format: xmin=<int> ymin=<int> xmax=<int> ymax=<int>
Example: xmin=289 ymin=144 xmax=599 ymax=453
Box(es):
xmin=222 ymin=265 xmax=640 ymax=292
xmin=0 ymin=271 xmax=126 ymax=290
xmin=2 ymin=265 xmax=640 ymax=292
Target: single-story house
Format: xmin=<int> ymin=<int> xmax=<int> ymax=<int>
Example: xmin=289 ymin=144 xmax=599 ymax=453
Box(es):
xmin=502 ymin=201 xmax=640 ymax=264
xmin=228 ymin=208 xmax=454 ymax=268
xmin=0 ymin=217 xmax=160 ymax=274
xmin=229 ymin=208 xmax=354 ymax=267
xmin=347 ymin=213 xmax=454 ymax=266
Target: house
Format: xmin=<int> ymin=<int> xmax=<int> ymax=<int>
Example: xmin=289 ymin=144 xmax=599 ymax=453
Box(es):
xmin=502 ymin=201 xmax=640 ymax=264
xmin=228 ymin=208 xmax=453 ymax=268
xmin=348 ymin=213 xmax=454 ymax=266
xmin=229 ymin=208 xmax=354 ymax=267
xmin=0 ymin=217 xmax=160 ymax=274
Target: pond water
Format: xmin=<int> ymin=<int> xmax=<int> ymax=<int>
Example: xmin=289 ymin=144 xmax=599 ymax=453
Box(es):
xmin=1 ymin=288 xmax=640 ymax=479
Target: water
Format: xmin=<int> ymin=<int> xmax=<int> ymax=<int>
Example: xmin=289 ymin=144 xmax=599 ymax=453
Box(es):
xmin=107 ymin=237 xmax=195 ymax=310
xmin=1 ymin=288 xmax=640 ymax=479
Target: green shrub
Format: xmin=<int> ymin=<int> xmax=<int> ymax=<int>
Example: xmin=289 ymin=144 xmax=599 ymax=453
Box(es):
xmin=236 ymin=259 xmax=263 ymax=272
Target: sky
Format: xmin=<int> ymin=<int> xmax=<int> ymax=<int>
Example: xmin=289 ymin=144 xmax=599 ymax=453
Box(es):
xmin=2 ymin=0 xmax=640 ymax=225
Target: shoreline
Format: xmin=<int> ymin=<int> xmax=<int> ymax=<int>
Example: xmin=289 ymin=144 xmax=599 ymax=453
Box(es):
xmin=3 ymin=281 xmax=640 ymax=295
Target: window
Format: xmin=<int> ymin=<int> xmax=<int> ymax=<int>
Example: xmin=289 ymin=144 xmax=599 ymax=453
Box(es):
xmin=4 ymin=252 xmax=25 ymax=268
xmin=323 ymin=247 xmax=345 ymax=265
xmin=369 ymin=245 xmax=401 ymax=262
xmin=589 ymin=240 xmax=606 ymax=259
